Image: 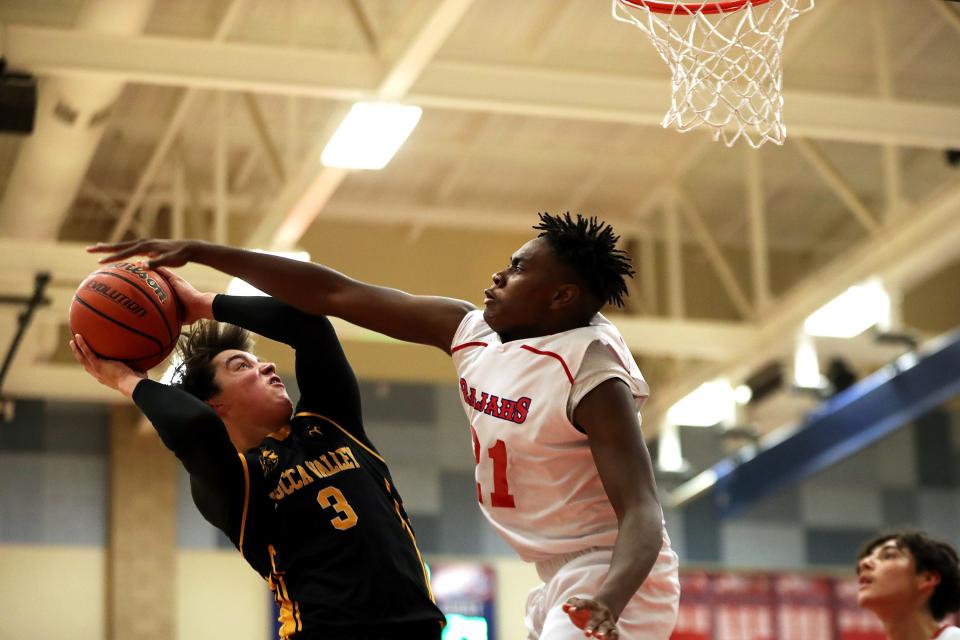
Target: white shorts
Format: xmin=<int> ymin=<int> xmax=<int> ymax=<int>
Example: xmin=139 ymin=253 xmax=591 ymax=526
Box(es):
xmin=525 ymin=535 xmax=680 ymax=640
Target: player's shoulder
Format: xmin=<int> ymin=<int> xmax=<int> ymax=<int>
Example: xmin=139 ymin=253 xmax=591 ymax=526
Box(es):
xmin=584 ymin=314 xmax=633 ymax=355
xmin=451 ymin=309 xmax=494 ymax=348
xmin=587 ymin=312 xmax=626 ymax=336
xmin=536 ymin=316 xmax=615 ymax=352
xmin=939 ymin=626 xmax=960 ymax=640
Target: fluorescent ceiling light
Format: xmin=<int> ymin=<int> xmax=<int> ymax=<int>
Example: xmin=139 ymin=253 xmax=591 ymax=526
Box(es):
xmin=804 ymin=278 xmax=890 ymax=339
xmin=667 ymin=379 xmax=736 ymax=427
xmin=227 ymin=250 xmax=311 ymax=297
xmin=321 ymin=102 xmax=423 ymax=170
xmin=793 ymin=331 xmax=824 ymax=389
xmin=656 ymin=421 xmax=687 ymax=473
xmin=734 ymin=384 xmax=753 ymax=405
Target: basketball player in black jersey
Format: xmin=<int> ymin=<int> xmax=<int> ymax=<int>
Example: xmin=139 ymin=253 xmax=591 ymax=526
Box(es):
xmin=70 ymin=269 xmax=444 ymax=640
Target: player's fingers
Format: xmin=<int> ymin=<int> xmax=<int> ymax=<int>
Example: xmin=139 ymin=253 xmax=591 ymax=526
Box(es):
xmin=93 ymin=240 xmax=168 ymax=264
xmin=85 ymin=239 xmax=141 ymax=254
xmin=591 ymin=620 xmax=618 ymax=639
xmin=74 ymin=334 xmax=98 ymax=363
xmin=88 ymin=241 xmax=148 ymax=262
xmin=147 ymin=249 xmax=187 ymax=269
xmin=563 ymin=597 xmax=590 ymax=612
xmin=95 ymin=248 xmax=146 ymax=264
xmin=70 ymin=337 xmax=98 ymax=377
xmin=154 ymin=266 xmax=178 ymax=281
xmin=68 ymin=339 xmax=83 ymax=364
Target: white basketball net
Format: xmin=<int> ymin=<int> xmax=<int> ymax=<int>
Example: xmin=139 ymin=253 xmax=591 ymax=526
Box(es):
xmin=612 ymin=0 xmax=815 ymax=148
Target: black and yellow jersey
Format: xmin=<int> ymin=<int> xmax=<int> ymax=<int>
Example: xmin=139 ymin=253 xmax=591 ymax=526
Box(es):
xmin=132 ymin=295 xmax=444 ymax=640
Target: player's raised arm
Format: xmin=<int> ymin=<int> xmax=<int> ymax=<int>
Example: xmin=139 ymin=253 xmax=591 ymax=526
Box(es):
xmin=87 ymin=239 xmax=475 ymax=353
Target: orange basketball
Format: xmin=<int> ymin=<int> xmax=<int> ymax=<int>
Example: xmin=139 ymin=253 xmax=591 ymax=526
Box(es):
xmin=70 ymin=263 xmax=183 ymax=371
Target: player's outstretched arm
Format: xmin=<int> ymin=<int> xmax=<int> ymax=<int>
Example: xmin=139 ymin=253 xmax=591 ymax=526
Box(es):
xmin=87 ymin=239 xmax=475 ymax=353
xmin=566 ymin=378 xmax=664 ymax=640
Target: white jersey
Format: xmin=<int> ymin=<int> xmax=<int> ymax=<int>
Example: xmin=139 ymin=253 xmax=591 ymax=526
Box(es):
xmin=936 ymin=626 xmax=960 ymax=640
xmin=450 ymin=309 xmax=654 ymax=562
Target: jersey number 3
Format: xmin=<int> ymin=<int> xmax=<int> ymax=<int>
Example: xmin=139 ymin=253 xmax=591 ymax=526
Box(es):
xmin=472 ymin=427 xmax=516 ymax=508
xmin=317 ymin=486 xmax=358 ymax=530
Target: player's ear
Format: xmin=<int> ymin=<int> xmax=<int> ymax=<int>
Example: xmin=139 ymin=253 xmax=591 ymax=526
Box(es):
xmin=205 ymin=397 xmax=227 ymax=417
xmin=918 ymin=569 xmax=941 ymax=594
xmin=550 ymin=283 xmax=580 ymax=310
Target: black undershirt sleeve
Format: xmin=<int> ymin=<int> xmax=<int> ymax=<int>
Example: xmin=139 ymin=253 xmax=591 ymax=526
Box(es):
xmin=132 ymin=378 xmax=244 ymax=538
xmin=212 ymin=295 xmax=365 ymax=436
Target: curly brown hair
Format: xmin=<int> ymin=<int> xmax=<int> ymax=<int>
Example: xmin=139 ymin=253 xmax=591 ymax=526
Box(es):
xmin=172 ymin=320 xmax=254 ymax=401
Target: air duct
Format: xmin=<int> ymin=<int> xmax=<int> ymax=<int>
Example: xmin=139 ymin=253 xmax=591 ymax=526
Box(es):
xmin=0 ymin=0 xmax=155 ymax=240
xmin=667 ymin=329 xmax=960 ymax=516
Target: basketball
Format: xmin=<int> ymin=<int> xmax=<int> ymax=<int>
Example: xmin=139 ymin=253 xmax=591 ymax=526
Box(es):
xmin=69 ymin=262 xmax=183 ymax=371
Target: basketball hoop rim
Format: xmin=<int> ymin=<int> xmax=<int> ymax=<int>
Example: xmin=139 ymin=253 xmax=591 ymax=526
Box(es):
xmin=617 ymin=0 xmax=772 ymax=15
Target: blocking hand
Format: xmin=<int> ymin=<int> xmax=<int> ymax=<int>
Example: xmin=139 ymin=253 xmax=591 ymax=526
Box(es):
xmin=87 ymin=238 xmax=200 ymax=269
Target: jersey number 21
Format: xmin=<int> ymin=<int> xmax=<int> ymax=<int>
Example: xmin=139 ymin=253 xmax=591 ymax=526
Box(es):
xmin=472 ymin=427 xmax=516 ymax=508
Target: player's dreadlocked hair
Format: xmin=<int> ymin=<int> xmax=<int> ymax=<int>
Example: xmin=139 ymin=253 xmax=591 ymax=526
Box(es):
xmin=533 ymin=212 xmax=635 ymax=309
xmin=172 ymin=320 xmax=254 ymax=401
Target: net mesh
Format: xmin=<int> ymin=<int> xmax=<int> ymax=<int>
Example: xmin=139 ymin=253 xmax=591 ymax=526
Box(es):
xmin=612 ymin=0 xmax=815 ymax=147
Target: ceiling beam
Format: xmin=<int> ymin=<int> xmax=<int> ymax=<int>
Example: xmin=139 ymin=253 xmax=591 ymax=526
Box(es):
xmin=3 ymin=310 xmax=758 ymax=403
xmin=643 ymin=174 xmax=960 ymax=430
xmin=4 ymin=363 xmax=123 ymax=403
xmin=314 ymin=201 xmax=651 ymax=237
xmin=80 ymin=184 xmax=868 ymax=252
xmin=246 ymin=0 xmax=477 ymax=250
xmin=793 ymin=137 xmax=880 ymax=235
xmin=8 ymin=25 xmax=960 ymax=149
xmin=107 ymin=0 xmax=249 ymax=243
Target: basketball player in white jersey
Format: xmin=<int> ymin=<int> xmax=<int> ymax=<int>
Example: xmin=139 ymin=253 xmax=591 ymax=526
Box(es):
xmin=89 ymin=212 xmax=682 ymax=639
xmin=857 ymin=531 xmax=960 ymax=640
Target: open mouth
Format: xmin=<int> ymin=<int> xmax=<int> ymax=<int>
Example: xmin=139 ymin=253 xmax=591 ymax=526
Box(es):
xmin=269 ymin=375 xmax=284 ymax=387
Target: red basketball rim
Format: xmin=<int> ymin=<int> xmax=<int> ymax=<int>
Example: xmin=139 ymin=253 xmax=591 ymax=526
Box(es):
xmin=618 ymin=0 xmax=772 ymax=15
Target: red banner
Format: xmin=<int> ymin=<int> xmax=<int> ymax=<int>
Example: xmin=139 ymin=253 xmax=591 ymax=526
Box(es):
xmin=670 ymin=572 xmax=888 ymax=640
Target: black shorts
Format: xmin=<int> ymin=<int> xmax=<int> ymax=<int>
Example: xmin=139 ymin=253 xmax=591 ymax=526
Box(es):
xmin=295 ymin=619 xmax=443 ymax=640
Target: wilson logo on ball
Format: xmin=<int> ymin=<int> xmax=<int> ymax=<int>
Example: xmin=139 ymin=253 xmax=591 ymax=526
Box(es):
xmin=112 ymin=262 xmax=169 ymax=303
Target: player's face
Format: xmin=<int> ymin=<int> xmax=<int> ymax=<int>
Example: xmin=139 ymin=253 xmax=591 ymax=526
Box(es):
xmin=209 ymin=350 xmax=293 ymax=425
xmin=856 ymin=540 xmax=934 ymax=616
xmin=483 ymin=237 xmax=567 ymax=338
